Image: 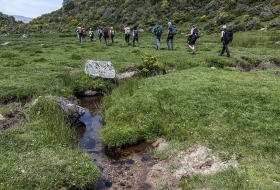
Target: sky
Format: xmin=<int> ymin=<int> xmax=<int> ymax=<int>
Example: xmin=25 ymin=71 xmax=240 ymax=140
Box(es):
xmin=0 ymin=0 xmax=62 ymax=18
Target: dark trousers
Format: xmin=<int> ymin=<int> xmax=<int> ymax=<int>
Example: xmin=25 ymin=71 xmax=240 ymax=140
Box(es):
xmin=104 ymin=36 xmax=109 ymax=46
xmin=98 ymin=34 xmax=102 ymax=42
xmin=111 ymin=35 xmax=114 ymax=43
xmin=133 ymin=37 xmax=140 ymax=47
xmin=221 ymin=41 xmax=230 ymax=57
xmin=125 ymin=34 xmax=130 ymax=44
xmin=166 ymin=36 xmax=174 ymax=50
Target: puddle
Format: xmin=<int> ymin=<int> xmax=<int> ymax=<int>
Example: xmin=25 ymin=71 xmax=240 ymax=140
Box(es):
xmin=76 ymin=96 xmax=155 ymax=189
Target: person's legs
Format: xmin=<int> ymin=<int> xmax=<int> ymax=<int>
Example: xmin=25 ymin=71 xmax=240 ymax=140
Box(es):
xmin=224 ymin=42 xmax=230 ymax=57
xmin=105 ymin=36 xmax=109 ymax=46
xmin=166 ymin=38 xmax=170 ymax=50
xmin=156 ymin=36 xmax=161 ymax=50
xmin=133 ymin=37 xmax=136 ymax=47
xmin=171 ymin=38 xmax=174 ymax=50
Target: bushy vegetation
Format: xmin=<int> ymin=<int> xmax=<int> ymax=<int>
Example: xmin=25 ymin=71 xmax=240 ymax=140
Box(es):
xmin=1 ymin=0 xmax=280 ymax=35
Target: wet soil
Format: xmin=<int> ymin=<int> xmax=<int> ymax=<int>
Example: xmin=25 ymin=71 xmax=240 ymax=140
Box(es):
xmin=76 ymin=96 xmax=156 ymax=190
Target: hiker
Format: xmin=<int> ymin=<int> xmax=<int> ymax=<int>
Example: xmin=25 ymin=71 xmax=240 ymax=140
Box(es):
xmin=186 ymin=23 xmax=197 ymax=54
xmin=124 ymin=24 xmax=131 ymax=45
xmin=219 ymin=25 xmax=231 ymax=57
xmin=82 ymin=28 xmax=86 ymax=42
xmin=102 ymin=25 xmax=110 ymax=46
xmin=132 ymin=26 xmax=140 ymax=47
xmin=89 ymin=28 xmax=94 ymax=42
xmin=76 ymin=27 xmax=81 ymax=39
xmin=97 ymin=27 xmax=103 ymax=42
xmin=110 ymin=27 xmax=115 ymax=43
xmin=77 ymin=27 xmax=84 ymax=43
xmin=166 ymin=22 xmax=175 ymax=50
xmin=152 ymin=21 xmax=163 ymax=50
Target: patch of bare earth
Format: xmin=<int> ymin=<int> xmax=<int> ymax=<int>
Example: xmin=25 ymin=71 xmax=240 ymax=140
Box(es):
xmin=0 ymin=103 xmax=27 ymax=132
xmin=237 ymin=60 xmax=280 ymax=72
xmin=146 ymin=140 xmax=238 ymax=189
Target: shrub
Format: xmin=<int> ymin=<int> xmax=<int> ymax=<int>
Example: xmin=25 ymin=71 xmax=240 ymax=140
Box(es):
xmin=200 ymin=15 xmax=208 ymax=22
xmin=139 ymin=52 xmax=161 ymax=76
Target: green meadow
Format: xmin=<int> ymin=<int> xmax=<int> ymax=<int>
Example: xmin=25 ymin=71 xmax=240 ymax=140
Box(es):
xmin=1 ymin=27 xmax=280 ymax=189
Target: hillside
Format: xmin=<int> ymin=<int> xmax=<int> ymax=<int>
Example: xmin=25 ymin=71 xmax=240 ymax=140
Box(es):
xmin=0 ymin=12 xmax=25 ymax=34
xmin=26 ymin=0 xmax=280 ymax=32
xmin=1 ymin=0 xmax=280 ymax=34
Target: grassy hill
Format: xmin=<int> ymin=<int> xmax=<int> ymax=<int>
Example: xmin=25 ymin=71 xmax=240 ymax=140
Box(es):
xmin=1 ymin=0 xmax=279 ymax=34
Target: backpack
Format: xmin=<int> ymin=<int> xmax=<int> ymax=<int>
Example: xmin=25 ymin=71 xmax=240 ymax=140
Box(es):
xmin=78 ymin=29 xmax=83 ymax=35
xmin=110 ymin=29 xmax=115 ymax=35
xmin=125 ymin=27 xmax=131 ymax=35
xmin=171 ymin=25 xmax=177 ymax=35
xmin=98 ymin=29 xmax=102 ymax=35
xmin=103 ymin=27 xmax=109 ymax=35
xmin=224 ymin=29 xmax=233 ymax=42
xmin=154 ymin=25 xmax=163 ymax=36
xmin=133 ymin=30 xmax=138 ymax=37
xmin=193 ymin=28 xmax=200 ymax=39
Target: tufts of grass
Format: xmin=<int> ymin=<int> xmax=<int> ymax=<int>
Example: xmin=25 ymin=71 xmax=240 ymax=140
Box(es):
xmin=0 ymin=97 xmax=101 ymax=189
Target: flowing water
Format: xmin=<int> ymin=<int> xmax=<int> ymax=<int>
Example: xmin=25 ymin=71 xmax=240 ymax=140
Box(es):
xmin=76 ymin=96 xmax=155 ymax=190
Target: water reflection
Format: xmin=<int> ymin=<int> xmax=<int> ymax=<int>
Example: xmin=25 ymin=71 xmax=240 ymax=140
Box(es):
xmin=76 ymin=96 xmax=154 ymax=189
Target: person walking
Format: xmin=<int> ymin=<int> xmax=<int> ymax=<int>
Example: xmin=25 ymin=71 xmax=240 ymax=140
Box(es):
xmin=102 ymin=25 xmax=109 ymax=46
xmin=97 ymin=27 xmax=103 ymax=42
xmin=110 ymin=27 xmax=115 ymax=43
xmin=124 ymin=24 xmax=131 ymax=45
xmin=82 ymin=28 xmax=86 ymax=42
xmin=186 ymin=23 xmax=197 ymax=54
xmin=77 ymin=27 xmax=83 ymax=43
xmin=166 ymin=22 xmax=174 ymax=51
xmin=89 ymin=28 xmax=94 ymax=42
xmin=152 ymin=21 xmax=163 ymax=50
xmin=132 ymin=26 xmax=140 ymax=47
xmin=76 ymin=27 xmax=81 ymax=39
xmin=219 ymin=25 xmax=231 ymax=57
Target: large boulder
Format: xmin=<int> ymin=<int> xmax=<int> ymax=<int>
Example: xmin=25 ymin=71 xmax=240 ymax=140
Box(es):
xmin=85 ymin=60 xmax=116 ymax=79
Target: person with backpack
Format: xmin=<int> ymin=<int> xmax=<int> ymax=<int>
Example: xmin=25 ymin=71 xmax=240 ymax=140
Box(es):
xmin=166 ymin=22 xmax=176 ymax=51
xmin=110 ymin=27 xmax=115 ymax=43
xmin=77 ymin=27 xmax=84 ymax=43
xmin=89 ymin=28 xmax=94 ymax=42
xmin=76 ymin=27 xmax=81 ymax=39
xmin=152 ymin=21 xmax=163 ymax=50
xmin=97 ymin=27 xmax=103 ymax=42
xmin=124 ymin=24 xmax=131 ymax=45
xmin=102 ymin=24 xmax=109 ymax=46
xmin=82 ymin=28 xmax=86 ymax=42
xmin=219 ymin=25 xmax=232 ymax=58
xmin=132 ymin=26 xmax=140 ymax=47
xmin=186 ymin=23 xmax=198 ymax=54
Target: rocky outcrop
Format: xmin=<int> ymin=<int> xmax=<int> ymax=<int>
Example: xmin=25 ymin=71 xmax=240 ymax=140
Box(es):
xmin=85 ymin=60 xmax=116 ymax=79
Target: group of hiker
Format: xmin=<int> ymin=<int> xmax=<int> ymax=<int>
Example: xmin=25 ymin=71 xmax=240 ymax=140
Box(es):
xmin=76 ymin=21 xmax=233 ymax=57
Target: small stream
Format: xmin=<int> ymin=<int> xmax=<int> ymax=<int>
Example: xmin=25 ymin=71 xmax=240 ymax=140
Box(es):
xmin=76 ymin=96 xmax=155 ymax=190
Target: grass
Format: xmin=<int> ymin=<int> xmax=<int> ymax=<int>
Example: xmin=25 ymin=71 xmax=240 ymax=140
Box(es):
xmin=0 ymin=27 xmax=280 ymax=189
